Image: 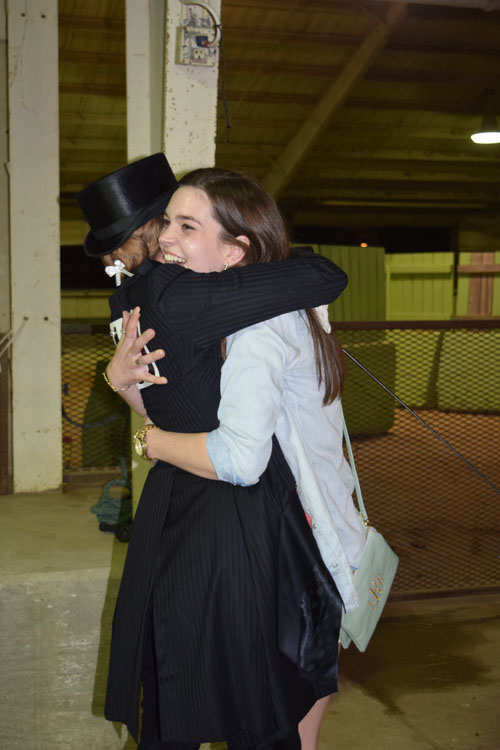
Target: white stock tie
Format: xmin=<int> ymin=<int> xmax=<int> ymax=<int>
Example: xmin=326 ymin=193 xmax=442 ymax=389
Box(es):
xmin=104 ymin=260 xmax=134 ymax=286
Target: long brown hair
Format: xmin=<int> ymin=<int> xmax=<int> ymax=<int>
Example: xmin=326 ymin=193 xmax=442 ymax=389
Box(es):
xmin=180 ymin=168 xmax=346 ymax=404
xmin=101 ymin=215 xmax=164 ymax=270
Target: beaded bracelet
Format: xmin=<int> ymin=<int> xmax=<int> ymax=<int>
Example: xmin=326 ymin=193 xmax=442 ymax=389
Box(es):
xmin=102 ymin=370 xmax=130 ymax=392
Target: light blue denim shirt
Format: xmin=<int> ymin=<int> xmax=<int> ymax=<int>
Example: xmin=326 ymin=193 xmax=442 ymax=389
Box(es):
xmin=206 ymin=310 xmax=367 ymax=612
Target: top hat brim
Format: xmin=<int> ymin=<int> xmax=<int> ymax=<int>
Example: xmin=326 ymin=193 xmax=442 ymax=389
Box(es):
xmin=83 ymin=186 xmax=176 ymax=257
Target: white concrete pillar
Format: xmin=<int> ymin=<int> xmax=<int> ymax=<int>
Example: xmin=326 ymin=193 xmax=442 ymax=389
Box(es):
xmin=126 ymin=0 xmax=166 ymax=159
xmin=126 ymin=0 xmax=170 ymax=504
xmin=163 ymin=0 xmax=221 ymax=174
xmin=125 ymin=0 xmax=221 ymax=507
xmin=8 ymin=0 xmax=61 ymax=491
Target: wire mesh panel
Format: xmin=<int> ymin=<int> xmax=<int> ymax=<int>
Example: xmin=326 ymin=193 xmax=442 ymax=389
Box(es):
xmin=61 ymin=324 xmax=130 ymax=478
xmin=337 ymin=321 xmax=500 ymax=597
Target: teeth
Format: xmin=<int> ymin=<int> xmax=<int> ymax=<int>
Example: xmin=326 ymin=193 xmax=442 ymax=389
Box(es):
xmin=162 ymin=252 xmax=186 ymax=264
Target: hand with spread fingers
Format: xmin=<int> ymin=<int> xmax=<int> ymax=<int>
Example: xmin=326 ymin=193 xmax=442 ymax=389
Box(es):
xmin=105 ymin=305 xmax=168 ymax=393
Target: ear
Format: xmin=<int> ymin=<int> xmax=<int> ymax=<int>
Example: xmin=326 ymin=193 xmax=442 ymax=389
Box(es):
xmin=224 ymin=235 xmax=249 ymax=267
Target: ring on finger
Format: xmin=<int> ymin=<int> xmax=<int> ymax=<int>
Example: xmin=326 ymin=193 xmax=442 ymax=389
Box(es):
xmin=135 ymin=358 xmax=142 ymax=366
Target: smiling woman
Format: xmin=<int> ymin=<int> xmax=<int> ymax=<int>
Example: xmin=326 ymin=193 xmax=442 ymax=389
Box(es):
xmin=159 ymin=185 xmax=246 ymax=272
xmin=97 ymin=166 xmax=349 ymax=750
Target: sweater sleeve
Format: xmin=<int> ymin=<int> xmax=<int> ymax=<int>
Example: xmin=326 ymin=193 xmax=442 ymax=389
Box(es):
xmin=149 ymin=254 xmax=347 ymax=348
xmin=206 ymin=319 xmax=288 ymax=485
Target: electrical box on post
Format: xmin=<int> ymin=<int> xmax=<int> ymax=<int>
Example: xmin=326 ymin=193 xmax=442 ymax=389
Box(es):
xmin=176 ymin=24 xmax=218 ymax=66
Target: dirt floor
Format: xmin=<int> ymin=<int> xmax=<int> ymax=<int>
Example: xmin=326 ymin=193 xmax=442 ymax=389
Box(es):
xmin=352 ymin=408 xmax=500 ymax=596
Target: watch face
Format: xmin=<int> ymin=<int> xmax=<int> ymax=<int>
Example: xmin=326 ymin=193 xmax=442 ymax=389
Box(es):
xmin=134 ymin=435 xmax=143 ymax=456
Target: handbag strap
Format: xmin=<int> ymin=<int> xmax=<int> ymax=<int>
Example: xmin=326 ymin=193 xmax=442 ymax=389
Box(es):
xmin=343 ymin=417 xmax=369 ymax=526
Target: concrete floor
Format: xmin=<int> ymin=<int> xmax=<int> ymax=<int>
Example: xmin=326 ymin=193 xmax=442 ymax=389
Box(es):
xmin=1 ymin=488 xmax=499 ymax=750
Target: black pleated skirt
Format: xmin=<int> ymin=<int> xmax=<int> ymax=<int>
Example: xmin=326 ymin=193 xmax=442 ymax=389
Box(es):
xmin=106 ymin=447 xmax=340 ymax=745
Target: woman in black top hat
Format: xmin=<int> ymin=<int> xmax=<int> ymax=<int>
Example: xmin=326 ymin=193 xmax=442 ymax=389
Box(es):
xmin=78 ymin=160 xmax=346 ymax=750
xmin=77 ymin=152 xmax=177 ymax=261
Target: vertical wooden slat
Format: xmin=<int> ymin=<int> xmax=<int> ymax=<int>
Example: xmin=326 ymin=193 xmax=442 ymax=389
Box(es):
xmin=468 ymin=252 xmax=494 ymax=316
xmin=456 ymin=252 xmax=471 ymax=317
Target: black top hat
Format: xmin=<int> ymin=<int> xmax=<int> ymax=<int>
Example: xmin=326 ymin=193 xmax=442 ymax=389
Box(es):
xmin=76 ymin=153 xmax=178 ymax=257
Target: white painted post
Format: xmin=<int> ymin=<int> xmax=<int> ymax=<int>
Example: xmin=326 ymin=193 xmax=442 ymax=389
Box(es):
xmin=8 ymin=0 xmax=61 ymax=491
xmin=163 ymin=0 xmax=221 ymax=174
xmin=126 ymin=0 xmax=166 ymax=159
xmin=126 ymin=0 xmax=169 ymax=507
xmin=125 ymin=0 xmax=221 ymax=509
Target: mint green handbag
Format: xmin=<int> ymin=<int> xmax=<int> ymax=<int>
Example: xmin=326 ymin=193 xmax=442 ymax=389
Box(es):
xmin=339 ymin=420 xmax=399 ymax=652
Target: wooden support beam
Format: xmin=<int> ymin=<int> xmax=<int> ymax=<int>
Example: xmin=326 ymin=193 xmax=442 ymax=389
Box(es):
xmin=60 ymin=160 xmax=126 ymax=173
xmin=223 ymin=24 xmax=500 ymax=58
xmin=60 ymin=137 xmax=126 ymax=152
xmin=216 ymin=142 xmax=500 ymax=170
xmin=303 ymin=146 xmax=499 ymax=164
xmin=321 ymin=199 xmax=487 ymax=210
xmin=60 ymin=112 xmax=125 ymax=126
xmin=261 ymin=3 xmax=407 ymax=198
xmin=220 ymin=59 xmax=498 ymax=87
xmin=215 ymin=117 xmax=482 ymax=142
xmin=59 ymin=15 xmax=124 ymax=33
xmin=60 ymin=83 xmax=125 ymax=98
xmin=60 ymin=50 xmax=124 ymax=66
xmin=289 ymin=208 xmax=460 ymax=228
xmin=457 ymin=264 xmax=500 ymax=274
xmin=298 ymin=162 xmax=500 ymax=183
xmin=285 ymin=183 xmax=497 ymax=203
xmin=467 ymin=252 xmax=494 ymax=316
xmin=221 ymin=0 xmax=355 ymax=12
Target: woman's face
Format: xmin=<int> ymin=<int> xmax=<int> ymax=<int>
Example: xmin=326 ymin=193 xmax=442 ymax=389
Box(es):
xmin=158 ymin=186 xmax=238 ymax=273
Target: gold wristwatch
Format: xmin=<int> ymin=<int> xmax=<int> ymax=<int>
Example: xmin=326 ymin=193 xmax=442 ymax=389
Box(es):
xmin=133 ymin=424 xmax=158 ymax=460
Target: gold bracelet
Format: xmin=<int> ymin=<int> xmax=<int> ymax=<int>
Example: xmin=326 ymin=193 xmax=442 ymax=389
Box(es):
xmin=102 ymin=370 xmax=130 ymax=392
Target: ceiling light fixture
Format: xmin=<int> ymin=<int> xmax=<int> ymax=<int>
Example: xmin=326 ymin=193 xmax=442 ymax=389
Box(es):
xmin=471 ymin=113 xmax=500 ymax=144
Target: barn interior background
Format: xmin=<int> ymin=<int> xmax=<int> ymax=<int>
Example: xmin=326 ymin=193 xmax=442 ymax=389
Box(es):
xmin=58 ymin=0 xmax=499 ymax=595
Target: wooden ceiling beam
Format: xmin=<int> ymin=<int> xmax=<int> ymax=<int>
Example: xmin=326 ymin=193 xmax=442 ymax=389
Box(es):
xmin=298 ymin=164 xmax=500 ymax=183
xmin=223 ymin=27 xmax=359 ymax=48
xmin=283 ymin=182 xmax=496 ymax=201
xmin=60 ymin=50 xmax=124 ymax=66
xmin=225 ymin=61 xmax=499 ymax=85
xmin=218 ymin=90 xmax=494 ymax=116
xmin=324 ymin=123 xmax=479 ymax=140
xmin=289 ymin=208 xmax=462 ymax=228
xmin=341 ymin=96 xmax=489 ymax=114
xmin=60 ymin=83 xmax=126 ymax=98
xmin=223 ymin=25 xmax=500 ymax=58
xmin=60 ymin=161 xmax=126 ymax=174
xmin=215 ymin=117 xmax=478 ymax=141
xmin=318 ymin=198 xmax=488 ymax=209
xmin=308 ymin=147 xmax=500 ymax=164
xmin=60 ymin=137 xmax=127 ymax=152
xmin=261 ymin=3 xmax=408 ymax=198
xmin=221 ymin=0 xmax=357 ymax=13
xmin=216 ymin=142 xmax=500 ymax=164
xmin=60 ymin=112 xmax=125 ymax=126
xmin=219 ymin=90 xmax=318 ymax=105
xmin=59 ymin=15 xmax=124 ymax=33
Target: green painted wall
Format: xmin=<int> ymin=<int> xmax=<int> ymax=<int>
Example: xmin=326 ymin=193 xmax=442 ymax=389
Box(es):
xmin=318 ymin=244 xmax=386 ymax=322
xmin=385 ymin=252 xmax=455 ymax=321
